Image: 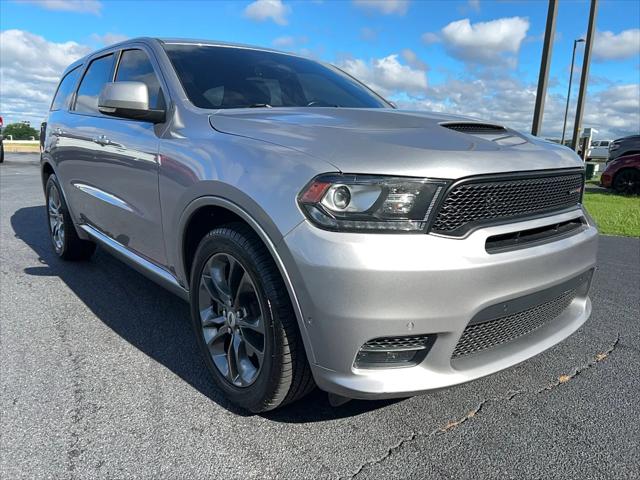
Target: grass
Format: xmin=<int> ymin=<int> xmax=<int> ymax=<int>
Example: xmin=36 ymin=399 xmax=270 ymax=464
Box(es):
xmin=4 ymin=140 xmax=40 ymax=153
xmin=583 ymin=190 xmax=640 ymax=237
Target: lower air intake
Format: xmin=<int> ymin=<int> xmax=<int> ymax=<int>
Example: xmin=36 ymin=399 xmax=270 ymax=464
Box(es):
xmin=452 ymin=288 xmax=579 ymax=359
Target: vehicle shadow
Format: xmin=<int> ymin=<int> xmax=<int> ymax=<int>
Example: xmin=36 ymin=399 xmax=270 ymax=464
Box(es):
xmin=11 ymin=206 xmax=400 ymax=422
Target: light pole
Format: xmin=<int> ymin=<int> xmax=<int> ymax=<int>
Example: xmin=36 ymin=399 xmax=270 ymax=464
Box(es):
xmin=561 ymin=38 xmax=584 ymax=146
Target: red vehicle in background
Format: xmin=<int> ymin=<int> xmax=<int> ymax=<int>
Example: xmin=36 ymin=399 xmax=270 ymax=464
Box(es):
xmin=600 ymin=153 xmax=640 ymax=194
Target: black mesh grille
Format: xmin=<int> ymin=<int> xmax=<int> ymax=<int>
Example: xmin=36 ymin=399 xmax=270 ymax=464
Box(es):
xmin=361 ymin=335 xmax=433 ymax=351
xmin=431 ymin=172 xmax=584 ymax=236
xmin=441 ymin=122 xmax=507 ymax=134
xmin=452 ymin=288 xmax=578 ymax=358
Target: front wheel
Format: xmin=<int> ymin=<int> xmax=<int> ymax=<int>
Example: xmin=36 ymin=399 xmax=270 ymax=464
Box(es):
xmin=190 ymin=223 xmax=314 ymax=412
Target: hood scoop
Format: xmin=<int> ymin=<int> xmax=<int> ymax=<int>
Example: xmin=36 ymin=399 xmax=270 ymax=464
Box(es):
xmin=441 ymin=122 xmax=507 ymax=134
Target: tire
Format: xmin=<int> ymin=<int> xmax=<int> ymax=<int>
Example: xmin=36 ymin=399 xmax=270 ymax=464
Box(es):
xmin=613 ymin=169 xmax=640 ymax=195
xmin=190 ymin=223 xmax=315 ymax=412
xmin=45 ymin=174 xmax=96 ymax=260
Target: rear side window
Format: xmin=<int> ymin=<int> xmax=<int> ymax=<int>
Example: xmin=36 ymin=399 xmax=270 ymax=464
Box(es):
xmin=74 ymin=53 xmax=115 ymax=114
xmin=51 ymin=66 xmax=81 ymax=111
xmin=115 ymin=49 xmax=165 ymax=109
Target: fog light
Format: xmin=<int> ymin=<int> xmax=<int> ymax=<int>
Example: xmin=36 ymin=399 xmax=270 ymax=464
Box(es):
xmin=355 ymin=350 xmax=418 ymax=368
xmin=354 ymin=334 xmax=436 ymax=369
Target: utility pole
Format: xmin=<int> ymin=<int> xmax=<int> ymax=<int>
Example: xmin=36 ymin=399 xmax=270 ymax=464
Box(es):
xmin=571 ymin=0 xmax=599 ymax=150
xmin=561 ymin=38 xmax=584 ymax=145
xmin=531 ymin=0 xmax=558 ymax=136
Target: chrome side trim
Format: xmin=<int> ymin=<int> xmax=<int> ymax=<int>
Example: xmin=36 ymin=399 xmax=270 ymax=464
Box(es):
xmin=73 ymin=182 xmax=135 ymax=213
xmin=79 ymin=224 xmax=188 ymax=301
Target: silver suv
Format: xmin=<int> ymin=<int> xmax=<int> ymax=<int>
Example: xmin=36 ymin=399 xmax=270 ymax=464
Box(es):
xmin=41 ymin=38 xmax=598 ymax=412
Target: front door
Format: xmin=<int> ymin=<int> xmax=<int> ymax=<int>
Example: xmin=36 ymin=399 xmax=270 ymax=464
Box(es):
xmin=62 ymin=47 xmax=167 ymax=265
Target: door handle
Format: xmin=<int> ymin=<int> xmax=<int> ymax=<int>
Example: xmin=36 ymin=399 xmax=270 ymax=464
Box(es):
xmin=93 ymin=135 xmax=109 ymax=146
xmin=92 ymin=135 xmax=124 ymax=148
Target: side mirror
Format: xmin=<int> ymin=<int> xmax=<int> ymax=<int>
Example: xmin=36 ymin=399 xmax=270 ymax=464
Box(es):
xmin=98 ymin=82 xmax=165 ymax=123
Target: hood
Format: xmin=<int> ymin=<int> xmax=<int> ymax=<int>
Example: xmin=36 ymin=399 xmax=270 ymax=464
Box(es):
xmin=209 ymin=108 xmax=583 ymax=179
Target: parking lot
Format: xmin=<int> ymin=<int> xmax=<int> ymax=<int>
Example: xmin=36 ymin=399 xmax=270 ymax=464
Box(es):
xmin=1 ymin=153 xmax=639 ymax=479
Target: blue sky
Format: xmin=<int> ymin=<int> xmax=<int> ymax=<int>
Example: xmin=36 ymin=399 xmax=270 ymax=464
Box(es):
xmin=1 ymin=0 xmax=639 ymax=139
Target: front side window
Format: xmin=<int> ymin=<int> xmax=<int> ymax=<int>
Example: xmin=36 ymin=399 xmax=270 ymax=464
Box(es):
xmin=74 ymin=53 xmax=115 ymax=114
xmin=115 ymin=49 xmax=165 ymax=110
xmin=51 ymin=66 xmax=81 ymax=111
xmin=163 ymin=44 xmax=389 ymax=109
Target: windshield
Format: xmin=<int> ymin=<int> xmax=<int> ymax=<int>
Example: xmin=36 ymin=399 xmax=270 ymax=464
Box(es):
xmin=163 ymin=44 xmax=389 ymax=110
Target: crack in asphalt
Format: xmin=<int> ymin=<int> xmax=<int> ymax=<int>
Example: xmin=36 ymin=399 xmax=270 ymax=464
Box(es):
xmin=341 ymin=334 xmax=620 ymax=480
xmin=339 ymin=431 xmax=420 ymax=480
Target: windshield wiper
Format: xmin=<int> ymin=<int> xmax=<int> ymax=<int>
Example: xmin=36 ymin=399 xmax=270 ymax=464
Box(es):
xmin=248 ymin=103 xmax=272 ymax=108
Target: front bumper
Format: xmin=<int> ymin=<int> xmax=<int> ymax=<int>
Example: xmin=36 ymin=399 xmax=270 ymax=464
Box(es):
xmin=282 ymin=208 xmax=598 ymax=399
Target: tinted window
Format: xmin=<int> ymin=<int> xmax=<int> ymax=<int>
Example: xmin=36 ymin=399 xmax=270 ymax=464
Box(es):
xmin=74 ymin=53 xmax=115 ymax=114
xmin=51 ymin=66 xmax=81 ymax=111
xmin=115 ymin=49 xmax=165 ymax=109
xmin=600 ymin=141 xmax=609 ymax=147
xmin=163 ymin=44 xmax=388 ymax=109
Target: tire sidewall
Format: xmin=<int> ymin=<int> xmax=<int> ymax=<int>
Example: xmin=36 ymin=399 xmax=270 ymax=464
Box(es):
xmin=189 ymin=229 xmax=282 ymax=411
xmin=45 ymin=174 xmax=68 ymax=257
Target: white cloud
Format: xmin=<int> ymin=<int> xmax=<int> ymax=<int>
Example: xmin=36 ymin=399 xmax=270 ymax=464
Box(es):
xmin=397 ymin=74 xmax=639 ymax=140
xmin=353 ymin=0 xmax=409 ymax=15
xmin=244 ymin=0 xmax=290 ymax=25
xmin=400 ymin=49 xmax=428 ymax=71
xmin=17 ymin=0 xmax=102 ymax=14
xmin=421 ymin=32 xmax=440 ymax=44
xmin=338 ymin=53 xmax=427 ymax=96
xmin=593 ymin=29 xmax=640 ymax=61
xmin=0 ymin=29 xmax=91 ymax=124
xmin=90 ymin=32 xmax=128 ymax=46
xmin=440 ymin=17 xmax=529 ymax=65
xmin=337 ymin=49 xmax=636 ymax=139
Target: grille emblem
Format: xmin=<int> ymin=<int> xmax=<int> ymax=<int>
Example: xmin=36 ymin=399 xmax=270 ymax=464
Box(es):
xmin=568 ymin=187 xmax=582 ymax=195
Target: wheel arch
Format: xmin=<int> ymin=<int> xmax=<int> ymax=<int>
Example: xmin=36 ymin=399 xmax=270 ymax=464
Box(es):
xmin=177 ymin=196 xmax=316 ymax=363
xmin=41 ymin=161 xmax=55 ymax=191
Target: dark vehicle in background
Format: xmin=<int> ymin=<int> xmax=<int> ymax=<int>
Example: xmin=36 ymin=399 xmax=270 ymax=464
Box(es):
xmin=0 ymin=115 xmax=4 ymax=163
xmin=600 ymin=153 xmax=640 ymax=194
xmin=608 ymin=135 xmax=640 ymax=163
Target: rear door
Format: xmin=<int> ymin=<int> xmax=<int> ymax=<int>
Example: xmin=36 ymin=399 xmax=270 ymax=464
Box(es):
xmin=63 ymin=46 xmax=168 ymax=264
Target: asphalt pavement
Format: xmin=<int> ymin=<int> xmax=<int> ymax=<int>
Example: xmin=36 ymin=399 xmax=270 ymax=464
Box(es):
xmin=1 ymin=153 xmax=639 ymax=479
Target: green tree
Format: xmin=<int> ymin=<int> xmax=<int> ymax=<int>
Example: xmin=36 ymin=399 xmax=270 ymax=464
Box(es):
xmin=3 ymin=123 xmax=39 ymax=140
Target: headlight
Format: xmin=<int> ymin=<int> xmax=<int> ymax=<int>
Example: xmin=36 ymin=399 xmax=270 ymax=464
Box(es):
xmin=298 ymin=173 xmax=448 ymax=232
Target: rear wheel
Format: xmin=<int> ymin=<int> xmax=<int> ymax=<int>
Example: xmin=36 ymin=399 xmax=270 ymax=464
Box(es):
xmin=613 ymin=169 xmax=640 ymax=195
xmin=45 ymin=174 xmax=96 ymax=260
xmin=190 ymin=223 xmax=314 ymax=412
